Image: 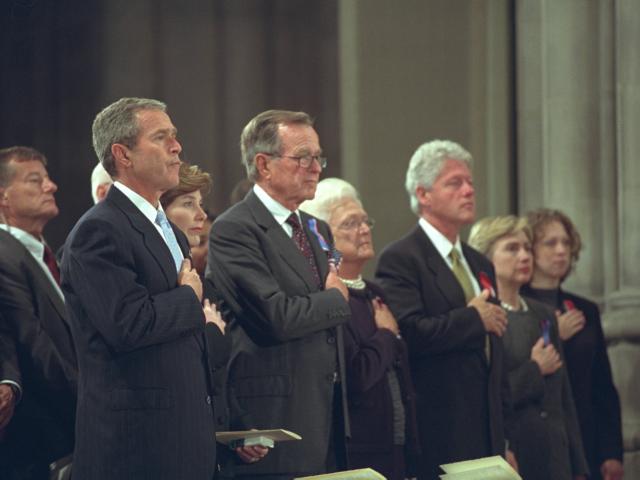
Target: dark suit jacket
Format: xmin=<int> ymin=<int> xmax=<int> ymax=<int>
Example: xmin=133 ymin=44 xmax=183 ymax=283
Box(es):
xmin=61 ymin=186 xmax=217 ymax=480
xmin=375 ymin=225 xmax=510 ymax=479
xmin=206 ymin=190 xmax=351 ymax=477
xmin=522 ymin=285 xmax=623 ymax=480
xmin=0 ymin=229 xmax=77 ymax=479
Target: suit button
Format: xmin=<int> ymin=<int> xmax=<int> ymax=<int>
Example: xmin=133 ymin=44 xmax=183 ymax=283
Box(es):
xmin=327 ymin=336 xmax=336 ymax=344
xmin=206 ymin=395 xmax=212 ymax=405
xmin=540 ymin=410 xmax=548 ymax=419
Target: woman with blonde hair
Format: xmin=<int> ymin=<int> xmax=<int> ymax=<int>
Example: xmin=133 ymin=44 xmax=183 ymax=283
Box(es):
xmin=469 ymin=215 xmax=587 ymax=480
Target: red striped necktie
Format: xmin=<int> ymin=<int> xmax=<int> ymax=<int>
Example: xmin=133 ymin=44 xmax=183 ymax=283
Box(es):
xmin=43 ymin=244 xmax=61 ymax=285
xmin=286 ymin=213 xmax=322 ymax=288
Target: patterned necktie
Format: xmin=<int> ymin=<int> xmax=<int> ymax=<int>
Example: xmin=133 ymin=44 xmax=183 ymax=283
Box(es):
xmin=155 ymin=210 xmax=184 ymax=272
xmin=449 ymin=248 xmax=475 ymax=302
xmin=450 ymin=248 xmax=490 ymax=362
xmin=43 ymin=245 xmax=61 ymax=285
xmin=286 ymin=213 xmax=322 ymax=288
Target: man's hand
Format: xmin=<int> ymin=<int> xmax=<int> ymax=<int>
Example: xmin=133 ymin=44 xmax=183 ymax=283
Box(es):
xmin=203 ymin=299 xmax=225 ymax=335
xmin=178 ymin=258 xmax=203 ymax=302
xmin=325 ymin=264 xmax=348 ymax=301
xmin=0 ymin=384 xmax=16 ymax=430
xmin=468 ymin=289 xmax=508 ymax=336
xmin=372 ymin=298 xmax=400 ymax=336
xmin=505 ymin=449 xmax=519 ymax=472
xmin=530 ymin=338 xmax=562 ymax=375
xmin=236 ymin=445 xmax=269 ymax=464
xmin=601 ymin=458 xmax=624 ymax=480
xmin=556 ymin=309 xmax=586 ymax=341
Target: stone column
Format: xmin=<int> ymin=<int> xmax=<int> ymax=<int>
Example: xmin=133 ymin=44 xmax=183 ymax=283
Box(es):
xmin=605 ymin=0 xmax=640 ymax=475
xmin=338 ymin=0 xmax=513 ymax=275
xmin=516 ymin=0 xmax=640 ymax=475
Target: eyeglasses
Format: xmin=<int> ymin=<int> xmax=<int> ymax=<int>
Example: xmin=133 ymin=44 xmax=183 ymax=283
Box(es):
xmin=337 ymin=218 xmax=375 ymax=231
xmin=263 ymin=153 xmax=327 ymax=169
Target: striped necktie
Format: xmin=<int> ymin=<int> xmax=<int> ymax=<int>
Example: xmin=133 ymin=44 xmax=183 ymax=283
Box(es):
xmin=286 ymin=213 xmax=322 ymax=288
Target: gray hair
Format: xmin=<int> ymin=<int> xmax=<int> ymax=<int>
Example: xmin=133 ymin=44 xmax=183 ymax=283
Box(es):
xmin=405 ymin=140 xmax=473 ymax=215
xmin=0 ymin=146 xmax=47 ymax=188
xmin=92 ymin=97 xmax=167 ymax=177
xmin=300 ymin=177 xmax=362 ymax=222
xmin=90 ymin=162 xmax=113 ymax=204
xmin=240 ymin=110 xmax=314 ymax=182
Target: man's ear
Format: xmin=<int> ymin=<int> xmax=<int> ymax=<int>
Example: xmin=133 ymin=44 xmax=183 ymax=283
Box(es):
xmin=416 ymin=186 xmax=430 ymax=208
xmin=111 ymin=143 xmax=131 ymax=170
xmin=254 ymin=153 xmax=271 ymax=180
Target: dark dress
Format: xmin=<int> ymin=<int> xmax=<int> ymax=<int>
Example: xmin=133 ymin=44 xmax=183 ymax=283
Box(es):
xmin=521 ymin=286 xmax=624 ymax=480
xmin=502 ymin=297 xmax=588 ymax=479
xmin=343 ymin=280 xmax=419 ymax=480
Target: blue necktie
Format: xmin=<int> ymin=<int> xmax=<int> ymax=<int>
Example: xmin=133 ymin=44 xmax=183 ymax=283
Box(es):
xmin=155 ymin=210 xmax=183 ymax=272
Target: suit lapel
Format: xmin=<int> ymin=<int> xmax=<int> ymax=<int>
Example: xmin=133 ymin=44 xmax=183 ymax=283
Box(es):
xmin=246 ymin=192 xmax=320 ymax=291
xmin=108 ymin=188 xmax=177 ymax=288
xmin=0 ymin=230 xmax=67 ymax=322
xmin=28 ymin=253 xmax=67 ymax=320
xmin=463 ymin=244 xmax=489 ymax=290
xmin=413 ymin=227 xmax=467 ymax=308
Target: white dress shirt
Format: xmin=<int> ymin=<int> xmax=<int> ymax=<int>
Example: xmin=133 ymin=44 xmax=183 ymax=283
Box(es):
xmin=113 ymin=181 xmax=184 ymax=262
xmin=418 ymin=217 xmax=480 ymax=295
xmin=253 ymin=184 xmax=300 ymax=238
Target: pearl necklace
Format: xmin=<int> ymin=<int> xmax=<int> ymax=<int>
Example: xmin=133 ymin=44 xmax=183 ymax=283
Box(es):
xmin=339 ymin=275 xmax=366 ymax=290
xmin=500 ymin=296 xmax=528 ymax=312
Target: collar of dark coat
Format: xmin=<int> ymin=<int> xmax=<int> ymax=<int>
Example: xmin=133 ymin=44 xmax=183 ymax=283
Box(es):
xmin=410 ymin=225 xmax=488 ymax=309
xmin=106 ymin=186 xmax=189 ymax=287
xmin=0 ymin=228 xmax=67 ymax=322
xmin=245 ymin=190 xmax=329 ymax=289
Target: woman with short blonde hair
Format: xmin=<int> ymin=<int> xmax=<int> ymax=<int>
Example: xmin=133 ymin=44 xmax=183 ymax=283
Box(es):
xmin=469 ymin=215 xmax=588 ymax=480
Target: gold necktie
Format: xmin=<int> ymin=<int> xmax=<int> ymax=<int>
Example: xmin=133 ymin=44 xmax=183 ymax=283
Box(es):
xmin=449 ymin=248 xmax=474 ymax=303
xmin=450 ymin=248 xmax=491 ymax=363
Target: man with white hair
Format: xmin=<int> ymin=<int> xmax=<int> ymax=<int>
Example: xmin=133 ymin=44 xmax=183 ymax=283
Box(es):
xmin=376 ymin=140 xmax=514 ymax=479
xmin=90 ymin=162 xmax=113 ymax=204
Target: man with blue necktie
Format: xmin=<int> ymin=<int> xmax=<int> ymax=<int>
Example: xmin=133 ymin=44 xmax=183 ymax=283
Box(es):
xmin=61 ymin=97 xmax=218 ymax=479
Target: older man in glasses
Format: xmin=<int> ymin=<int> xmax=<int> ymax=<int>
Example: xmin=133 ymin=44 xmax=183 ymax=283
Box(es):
xmin=206 ymin=110 xmax=351 ymax=479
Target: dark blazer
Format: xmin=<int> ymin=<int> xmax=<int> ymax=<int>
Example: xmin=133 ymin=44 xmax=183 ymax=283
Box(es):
xmin=61 ymin=186 xmax=217 ymax=480
xmin=375 ymin=225 xmax=510 ymax=480
xmin=0 ymin=229 xmax=77 ymax=479
xmin=504 ymin=297 xmax=588 ymax=479
xmin=206 ymin=190 xmax=351 ymax=477
xmin=343 ymin=280 xmax=419 ymax=480
xmin=522 ymin=285 xmax=623 ymax=480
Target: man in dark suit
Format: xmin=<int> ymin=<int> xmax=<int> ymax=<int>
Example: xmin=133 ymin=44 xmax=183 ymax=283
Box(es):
xmin=61 ymin=98 xmax=218 ymax=479
xmin=207 ymin=110 xmax=352 ymax=479
xmin=0 ymin=146 xmax=77 ymax=479
xmin=375 ymin=140 xmax=514 ymax=479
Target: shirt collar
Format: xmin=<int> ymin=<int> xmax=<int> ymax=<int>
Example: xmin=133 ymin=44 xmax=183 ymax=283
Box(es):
xmin=418 ymin=217 xmax=463 ymax=261
xmin=253 ymin=183 xmax=300 ymax=226
xmin=0 ymin=224 xmax=45 ymax=259
xmin=113 ymin=181 xmax=165 ymax=224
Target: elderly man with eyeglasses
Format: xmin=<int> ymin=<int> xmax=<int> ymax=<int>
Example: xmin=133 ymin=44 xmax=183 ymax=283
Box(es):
xmin=206 ymin=110 xmax=351 ymax=480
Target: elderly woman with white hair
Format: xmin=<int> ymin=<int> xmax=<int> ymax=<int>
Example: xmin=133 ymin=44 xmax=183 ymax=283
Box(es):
xmin=469 ymin=215 xmax=588 ymax=480
xmin=301 ymin=178 xmax=418 ymax=480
